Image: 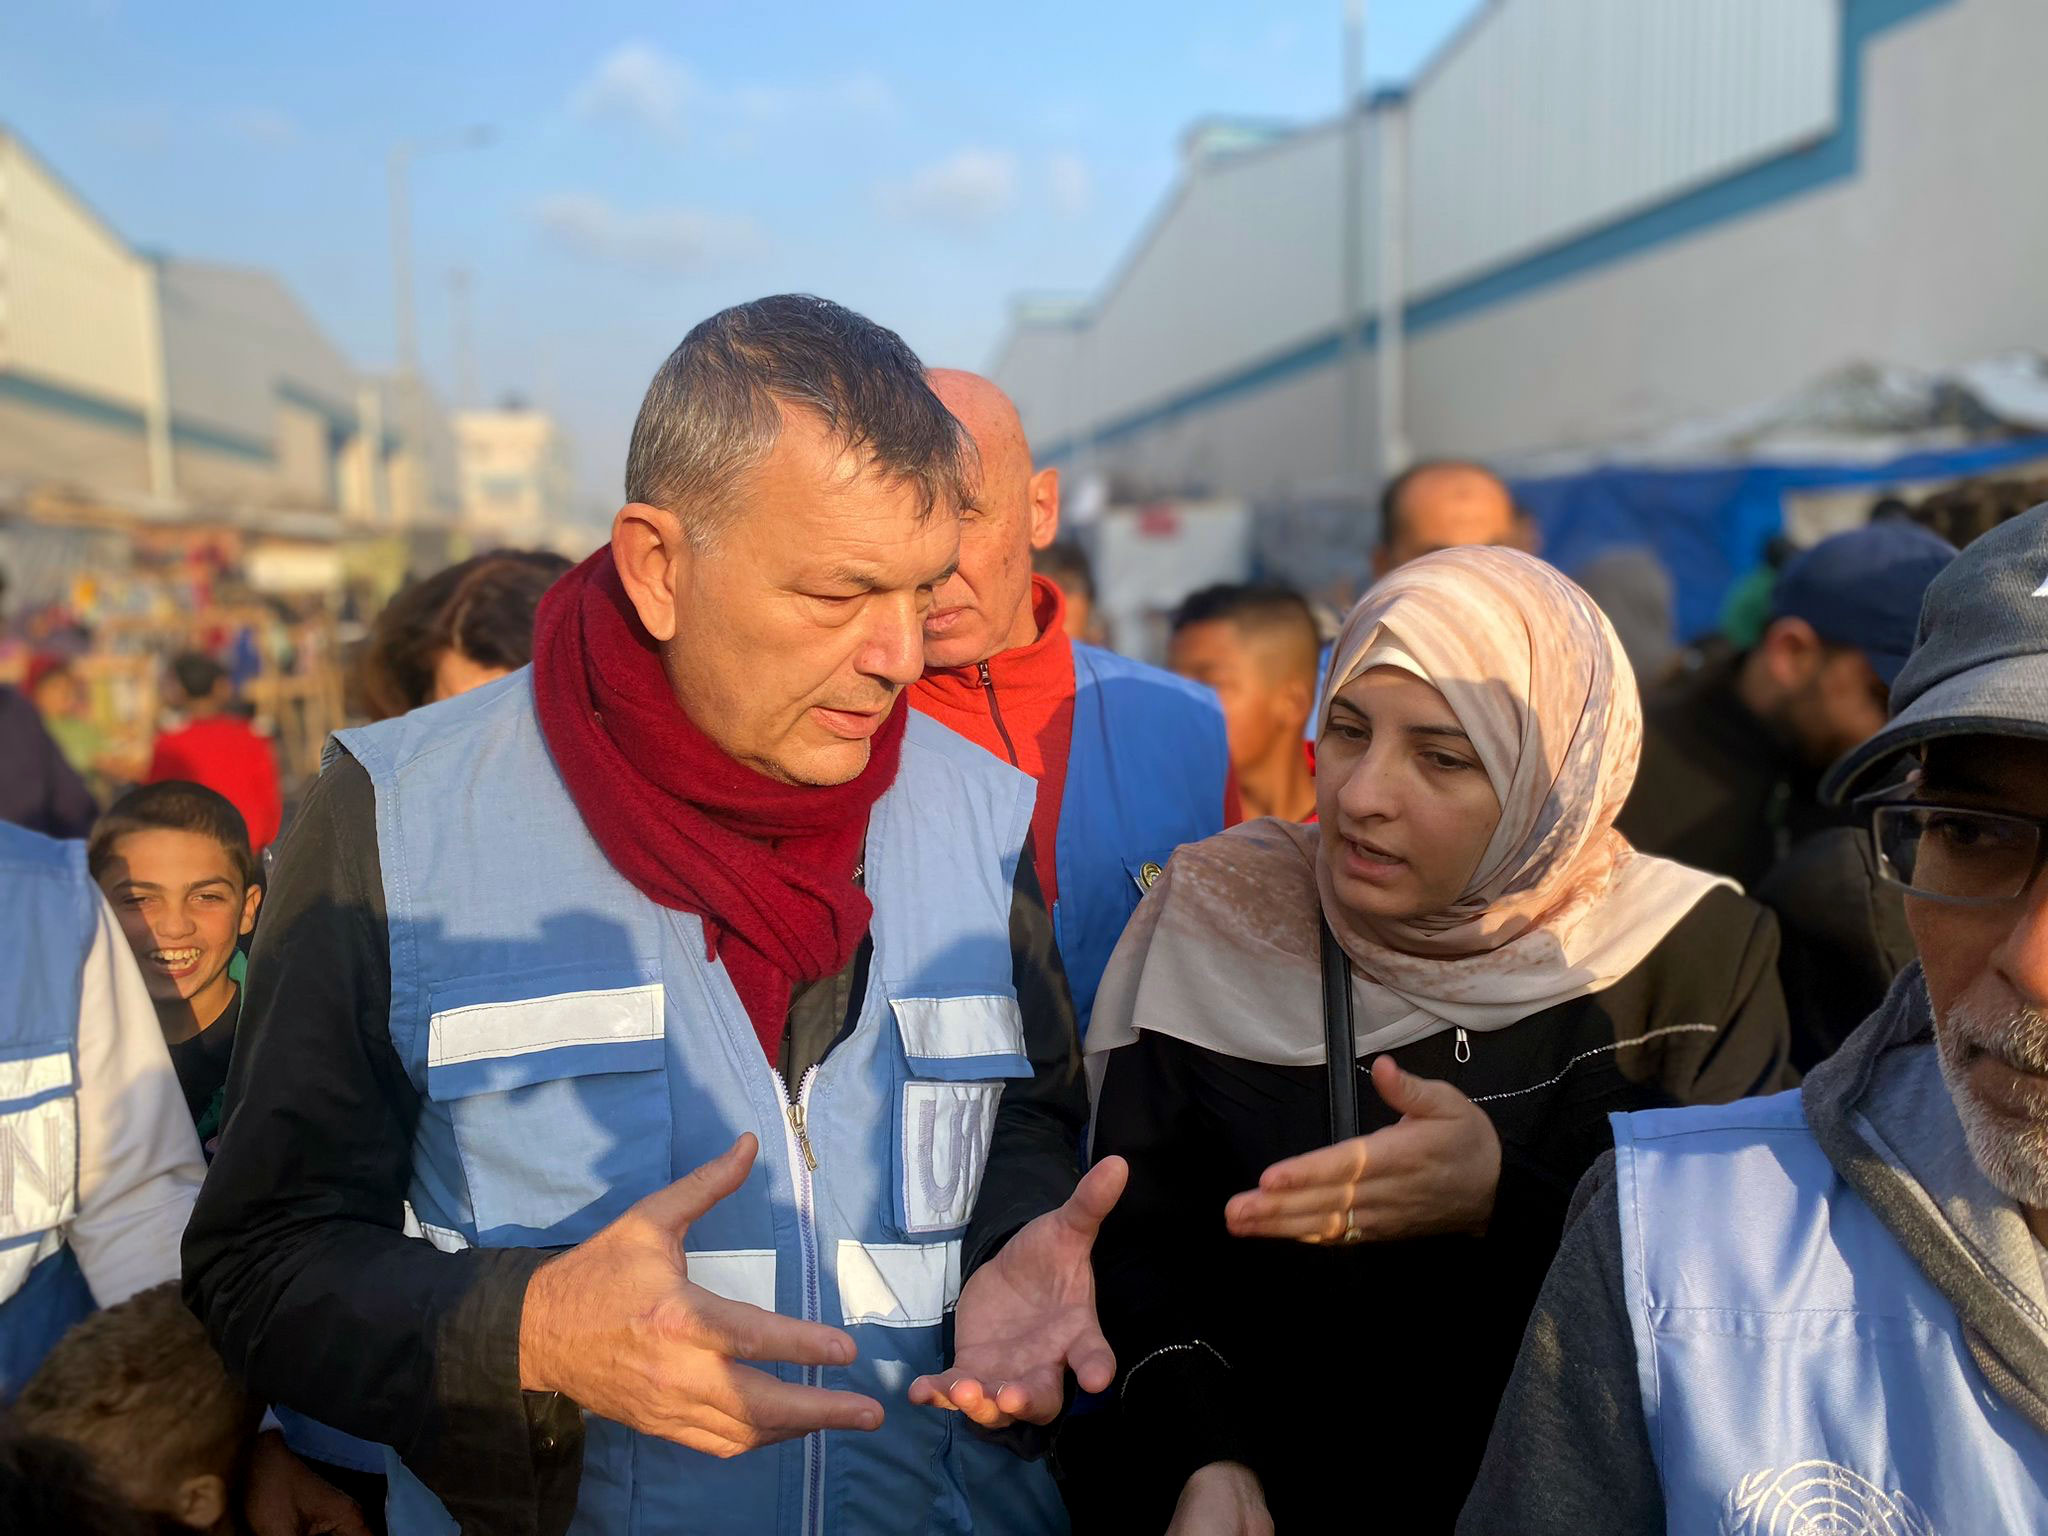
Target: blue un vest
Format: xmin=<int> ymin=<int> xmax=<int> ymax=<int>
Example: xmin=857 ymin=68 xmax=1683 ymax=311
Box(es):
xmin=1052 ymin=644 xmax=1228 ymax=1039
xmin=1613 ymin=1090 xmax=2048 ymax=1535
xmin=0 ymin=824 xmax=103 ymax=1399
xmin=333 ymin=672 xmax=1068 ymax=1536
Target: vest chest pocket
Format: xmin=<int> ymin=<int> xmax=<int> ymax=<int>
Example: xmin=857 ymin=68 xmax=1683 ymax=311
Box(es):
xmin=0 ymin=1049 xmax=79 ymax=1301
xmin=888 ymin=996 xmax=1034 ymax=1238
xmin=425 ymin=983 xmax=672 ymax=1248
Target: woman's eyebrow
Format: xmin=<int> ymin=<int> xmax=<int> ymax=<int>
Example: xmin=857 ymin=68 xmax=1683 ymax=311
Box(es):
xmin=1407 ymin=722 xmax=1470 ymax=741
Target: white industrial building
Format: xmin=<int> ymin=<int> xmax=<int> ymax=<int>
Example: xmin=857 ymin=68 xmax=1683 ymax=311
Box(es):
xmin=455 ymin=404 xmax=576 ymax=548
xmin=991 ymin=0 xmax=2048 ymax=510
xmin=0 ymin=126 xmax=457 ymax=531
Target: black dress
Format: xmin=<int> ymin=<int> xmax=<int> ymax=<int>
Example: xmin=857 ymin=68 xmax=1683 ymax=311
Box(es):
xmin=1061 ymin=885 xmax=1792 ymax=1534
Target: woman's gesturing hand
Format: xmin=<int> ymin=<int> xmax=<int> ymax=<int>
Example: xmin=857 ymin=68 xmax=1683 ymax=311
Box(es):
xmin=1223 ymin=1056 xmax=1501 ymax=1244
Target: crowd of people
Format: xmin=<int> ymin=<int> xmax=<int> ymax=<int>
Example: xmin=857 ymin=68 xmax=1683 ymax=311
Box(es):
xmin=2 ymin=291 xmax=2046 ymax=1535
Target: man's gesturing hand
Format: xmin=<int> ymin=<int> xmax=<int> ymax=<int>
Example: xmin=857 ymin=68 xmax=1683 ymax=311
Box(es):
xmin=1223 ymin=1056 xmax=1502 ymax=1244
xmin=518 ymin=1134 xmax=883 ymax=1456
xmin=908 ymin=1155 xmax=1128 ymax=1429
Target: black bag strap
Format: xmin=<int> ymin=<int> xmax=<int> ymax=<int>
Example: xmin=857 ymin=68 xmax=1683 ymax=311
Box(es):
xmin=1320 ymin=915 xmax=1360 ymax=1144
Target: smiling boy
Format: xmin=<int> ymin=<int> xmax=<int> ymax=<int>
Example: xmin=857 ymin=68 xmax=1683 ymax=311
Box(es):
xmin=88 ymin=783 xmax=262 ymax=1142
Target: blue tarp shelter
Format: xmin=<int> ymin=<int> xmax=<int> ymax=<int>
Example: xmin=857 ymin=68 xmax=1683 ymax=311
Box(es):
xmin=1510 ymin=434 xmax=2048 ymax=642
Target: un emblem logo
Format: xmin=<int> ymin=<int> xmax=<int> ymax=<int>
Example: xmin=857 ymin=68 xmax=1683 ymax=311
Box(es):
xmin=1723 ymin=1462 xmax=1936 ymax=1536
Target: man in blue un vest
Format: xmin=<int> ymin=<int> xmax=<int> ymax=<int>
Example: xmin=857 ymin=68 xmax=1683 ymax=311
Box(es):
xmin=909 ymin=371 xmax=1234 ymax=1044
xmin=186 ymin=297 xmax=1126 ymax=1536
xmin=1462 ymin=503 xmax=2048 ymax=1533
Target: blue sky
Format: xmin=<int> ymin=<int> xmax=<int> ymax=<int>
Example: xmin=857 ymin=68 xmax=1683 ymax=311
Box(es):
xmin=1 ymin=1 xmax=1476 ymax=508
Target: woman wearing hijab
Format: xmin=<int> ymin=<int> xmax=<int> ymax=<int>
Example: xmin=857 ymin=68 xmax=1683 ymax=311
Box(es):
xmin=1068 ymin=547 xmax=1793 ymax=1534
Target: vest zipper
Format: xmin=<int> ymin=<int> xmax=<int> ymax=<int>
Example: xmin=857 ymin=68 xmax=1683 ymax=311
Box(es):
xmin=1455 ymin=1027 xmax=1472 ymax=1065
xmin=976 ymin=660 xmax=1021 ymax=767
xmin=772 ymin=1064 xmax=827 ymax=1536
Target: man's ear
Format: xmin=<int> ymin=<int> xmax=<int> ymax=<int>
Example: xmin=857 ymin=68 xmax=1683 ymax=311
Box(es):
xmin=1758 ymin=615 xmax=1823 ymax=687
xmin=172 ymin=1470 xmax=228 ymax=1532
xmin=612 ymin=503 xmax=690 ymax=644
xmin=1026 ymin=467 xmax=1061 ymax=550
xmin=239 ymin=882 xmax=262 ymax=938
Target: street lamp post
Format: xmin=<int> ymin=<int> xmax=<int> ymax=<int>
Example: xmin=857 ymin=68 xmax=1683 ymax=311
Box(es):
xmin=385 ymin=126 xmax=492 ymax=530
xmin=1340 ymin=0 xmax=1367 ymax=498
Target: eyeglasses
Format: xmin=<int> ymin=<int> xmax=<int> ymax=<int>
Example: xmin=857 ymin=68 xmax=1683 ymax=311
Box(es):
xmin=1869 ymin=801 xmax=2048 ymax=908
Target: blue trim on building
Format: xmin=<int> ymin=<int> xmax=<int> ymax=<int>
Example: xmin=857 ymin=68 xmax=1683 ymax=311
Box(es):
xmin=1037 ymin=0 xmax=1955 ymax=467
xmin=0 ymin=369 xmax=148 ymax=434
xmin=277 ymin=379 xmax=358 ymax=434
xmin=170 ymin=418 xmax=274 ymax=463
xmin=0 ymin=367 xmax=278 ymax=463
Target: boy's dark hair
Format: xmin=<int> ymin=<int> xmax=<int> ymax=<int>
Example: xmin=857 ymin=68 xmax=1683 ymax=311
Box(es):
xmin=167 ymin=653 xmax=226 ymax=704
xmin=358 ymin=548 xmax=571 ymax=721
xmin=0 ymin=1431 xmax=160 ymax=1536
xmin=1032 ymin=541 xmax=1094 ymax=602
xmin=1171 ymin=582 xmax=1323 ymax=682
xmin=89 ymin=783 xmax=257 ymax=892
xmin=11 ymin=1284 xmax=256 ymax=1513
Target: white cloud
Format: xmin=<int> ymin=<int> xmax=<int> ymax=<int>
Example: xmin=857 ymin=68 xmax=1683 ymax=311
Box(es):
xmin=570 ymin=42 xmax=695 ymax=137
xmin=534 ymin=194 xmax=766 ymax=278
xmin=1047 ymin=153 xmax=1092 ymax=219
xmin=225 ymin=107 xmax=298 ymax=147
xmin=878 ymin=148 xmax=1018 ymax=233
xmin=568 ymin=45 xmax=896 ymax=142
xmin=832 ymin=72 xmax=899 ymax=117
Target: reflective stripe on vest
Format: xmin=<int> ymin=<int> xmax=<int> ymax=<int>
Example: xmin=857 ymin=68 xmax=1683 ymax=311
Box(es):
xmin=1054 ymin=643 xmax=1229 ymax=1039
xmin=336 ymin=673 xmax=1069 ymax=1536
xmin=1613 ymin=1090 xmax=2048 ymax=1535
xmin=0 ymin=825 xmax=96 ymax=1397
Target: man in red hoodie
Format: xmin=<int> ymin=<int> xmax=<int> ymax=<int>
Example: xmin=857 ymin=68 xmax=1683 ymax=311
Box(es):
xmin=912 ymin=371 xmax=1234 ymax=1041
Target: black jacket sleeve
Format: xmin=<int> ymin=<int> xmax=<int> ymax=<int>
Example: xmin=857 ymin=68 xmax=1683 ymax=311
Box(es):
xmin=1667 ymin=889 xmax=1797 ymax=1102
xmin=960 ymin=841 xmax=1087 ymax=1279
xmin=182 ymin=753 xmax=581 ymax=1536
xmin=1753 ymin=826 xmax=1916 ymax=1072
xmin=1457 ymin=1154 xmax=1664 ymax=1534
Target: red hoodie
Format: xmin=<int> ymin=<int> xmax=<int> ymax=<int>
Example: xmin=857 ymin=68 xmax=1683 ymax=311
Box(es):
xmin=148 ymin=715 xmax=283 ymax=852
xmin=912 ymin=576 xmax=1241 ymax=905
xmin=911 ymin=577 xmax=1077 ymax=907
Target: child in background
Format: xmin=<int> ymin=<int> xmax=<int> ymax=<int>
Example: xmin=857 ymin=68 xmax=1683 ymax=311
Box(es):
xmin=88 ymin=784 xmax=261 ymax=1150
xmin=11 ymin=1283 xmax=258 ymax=1534
xmin=147 ymin=653 xmax=282 ymax=855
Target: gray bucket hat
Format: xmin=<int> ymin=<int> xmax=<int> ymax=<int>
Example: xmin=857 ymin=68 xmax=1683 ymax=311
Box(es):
xmin=1825 ymin=501 xmax=2048 ymax=802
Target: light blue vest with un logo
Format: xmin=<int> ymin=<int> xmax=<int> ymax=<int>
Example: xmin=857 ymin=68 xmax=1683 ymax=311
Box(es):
xmin=332 ymin=671 xmax=1067 ymax=1536
xmin=1613 ymin=1091 xmax=2048 ymax=1535
xmin=1053 ymin=643 xmax=1228 ymax=1039
xmin=0 ymin=824 xmax=102 ymax=1399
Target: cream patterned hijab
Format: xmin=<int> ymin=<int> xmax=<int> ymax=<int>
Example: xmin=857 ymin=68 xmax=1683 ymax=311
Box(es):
xmin=1087 ymin=546 xmax=1732 ymax=1066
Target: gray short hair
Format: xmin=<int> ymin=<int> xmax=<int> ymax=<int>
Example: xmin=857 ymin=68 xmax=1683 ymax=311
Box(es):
xmin=625 ymin=294 xmax=971 ymax=548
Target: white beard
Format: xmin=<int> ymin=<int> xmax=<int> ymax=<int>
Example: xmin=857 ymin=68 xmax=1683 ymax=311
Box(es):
xmin=1934 ymin=983 xmax=2048 ymax=1209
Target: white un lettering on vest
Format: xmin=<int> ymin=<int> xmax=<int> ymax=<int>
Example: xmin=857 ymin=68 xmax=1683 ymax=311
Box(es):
xmin=0 ymin=1051 xmax=79 ymax=1295
xmin=901 ymin=1081 xmax=1000 ymax=1233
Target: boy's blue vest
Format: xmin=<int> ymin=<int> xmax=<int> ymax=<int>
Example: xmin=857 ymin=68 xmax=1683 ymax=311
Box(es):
xmin=1050 ymin=644 xmax=1228 ymax=1039
xmin=333 ymin=673 xmax=1068 ymax=1536
xmin=0 ymin=824 xmax=103 ymax=1399
xmin=1613 ymin=1090 xmax=2048 ymax=1535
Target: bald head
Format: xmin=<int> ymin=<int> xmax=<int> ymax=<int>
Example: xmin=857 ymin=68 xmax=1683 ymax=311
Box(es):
xmin=1376 ymin=460 xmax=1525 ymax=576
xmin=921 ymin=370 xmax=1062 ymax=668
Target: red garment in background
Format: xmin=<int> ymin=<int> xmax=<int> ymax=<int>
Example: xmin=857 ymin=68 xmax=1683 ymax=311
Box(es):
xmin=530 ymin=550 xmax=902 ymax=1062
xmin=148 ymin=717 xmax=283 ymax=852
xmin=911 ymin=577 xmax=1077 ymax=907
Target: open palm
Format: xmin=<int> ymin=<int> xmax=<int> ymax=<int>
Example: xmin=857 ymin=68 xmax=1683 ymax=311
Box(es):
xmin=908 ymin=1156 xmax=1128 ymax=1428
